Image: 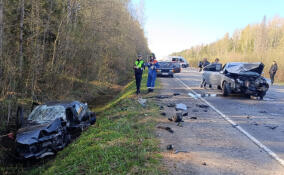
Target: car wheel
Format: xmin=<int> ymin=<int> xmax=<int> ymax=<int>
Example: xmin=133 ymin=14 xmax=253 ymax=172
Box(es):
xmin=222 ymin=82 xmax=231 ymax=96
xmin=89 ymin=112 xmax=96 ymax=125
xmin=170 ymin=75 xmax=174 ymax=78
xmin=258 ymin=91 xmax=266 ymax=100
xmin=64 ymin=133 xmax=71 ymax=145
xmin=217 ymin=85 xmax=222 ymax=90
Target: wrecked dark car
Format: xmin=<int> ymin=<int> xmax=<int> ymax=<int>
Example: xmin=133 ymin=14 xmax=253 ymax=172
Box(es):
xmin=14 ymin=101 xmax=96 ymax=159
xmin=202 ymin=62 xmax=269 ymax=98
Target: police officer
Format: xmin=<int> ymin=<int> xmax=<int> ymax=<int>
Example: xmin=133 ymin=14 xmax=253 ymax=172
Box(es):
xmin=269 ymin=60 xmax=278 ymax=85
xmin=147 ymin=53 xmax=159 ymax=93
xmin=134 ymin=54 xmax=145 ymax=95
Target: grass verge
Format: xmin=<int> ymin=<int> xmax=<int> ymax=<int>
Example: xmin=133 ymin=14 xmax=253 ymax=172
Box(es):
xmin=1 ymin=72 xmax=165 ymax=175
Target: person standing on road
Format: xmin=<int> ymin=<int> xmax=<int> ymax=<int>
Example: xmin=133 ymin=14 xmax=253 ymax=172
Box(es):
xmin=214 ymin=58 xmax=220 ymax=64
xmin=269 ymin=61 xmax=278 ymax=85
xmin=147 ymin=53 xmax=159 ymax=93
xmin=134 ymin=54 xmax=145 ymax=95
xmin=198 ymin=58 xmax=210 ymax=72
xmin=199 ymin=58 xmax=210 ymax=88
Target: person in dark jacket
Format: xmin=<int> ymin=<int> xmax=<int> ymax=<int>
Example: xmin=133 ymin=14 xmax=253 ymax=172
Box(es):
xmin=269 ymin=61 xmax=278 ymax=85
xmin=134 ymin=55 xmax=145 ymax=95
xmin=199 ymin=58 xmax=210 ymax=88
xmin=198 ymin=58 xmax=210 ymax=72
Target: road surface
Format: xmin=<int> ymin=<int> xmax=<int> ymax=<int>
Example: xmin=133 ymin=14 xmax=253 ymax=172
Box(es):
xmin=157 ymin=68 xmax=284 ymax=175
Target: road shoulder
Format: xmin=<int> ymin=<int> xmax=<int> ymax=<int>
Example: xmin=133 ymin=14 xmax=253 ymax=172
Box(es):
xmin=156 ymin=77 xmax=284 ymax=175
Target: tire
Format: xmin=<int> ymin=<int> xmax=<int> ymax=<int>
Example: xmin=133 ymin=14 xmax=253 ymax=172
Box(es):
xmin=222 ymin=82 xmax=231 ymax=96
xmin=170 ymin=75 xmax=174 ymax=78
xmin=89 ymin=112 xmax=96 ymax=125
xmin=217 ymin=85 xmax=222 ymax=90
xmin=258 ymin=91 xmax=266 ymax=100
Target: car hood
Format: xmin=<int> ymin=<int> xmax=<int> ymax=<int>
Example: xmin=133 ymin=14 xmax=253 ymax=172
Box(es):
xmin=16 ymin=118 xmax=63 ymax=145
xmin=225 ymin=62 xmax=264 ymax=75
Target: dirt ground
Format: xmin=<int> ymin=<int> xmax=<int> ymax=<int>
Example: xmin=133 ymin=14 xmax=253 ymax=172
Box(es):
xmin=155 ymin=77 xmax=284 ymax=175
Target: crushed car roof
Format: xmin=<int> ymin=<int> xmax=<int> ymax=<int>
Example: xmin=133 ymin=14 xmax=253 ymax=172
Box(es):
xmin=224 ymin=62 xmax=264 ymax=74
xmin=44 ymin=101 xmax=81 ymax=108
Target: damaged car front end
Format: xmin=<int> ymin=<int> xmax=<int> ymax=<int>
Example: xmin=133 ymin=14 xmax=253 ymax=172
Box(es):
xmin=222 ymin=62 xmax=269 ymax=97
xmin=14 ymin=101 xmax=96 ymax=159
xmin=202 ymin=62 xmax=269 ymax=98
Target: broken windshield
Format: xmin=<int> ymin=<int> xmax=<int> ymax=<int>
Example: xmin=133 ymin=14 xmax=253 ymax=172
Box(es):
xmin=28 ymin=105 xmax=66 ymax=122
xmin=159 ymin=62 xmax=174 ymax=68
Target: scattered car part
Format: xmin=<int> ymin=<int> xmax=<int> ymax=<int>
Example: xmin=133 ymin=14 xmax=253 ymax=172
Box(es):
xmin=157 ymin=126 xmax=174 ymax=133
xmin=196 ymin=104 xmax=209 ymax=108
xmin=167 ymin=144 xmax=174 ymax=150
xmin=175 ymin=103 xmax=187 ymax=111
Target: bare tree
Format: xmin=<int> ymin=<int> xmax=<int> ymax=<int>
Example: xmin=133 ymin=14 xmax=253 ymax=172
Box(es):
xmin=0 ymin=0 xmax=3 ymax=60
xmin=19 ymin=0 xmax=25 ymax=73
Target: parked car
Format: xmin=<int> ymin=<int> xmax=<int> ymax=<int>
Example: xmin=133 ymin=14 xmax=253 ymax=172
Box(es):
xmin=170 ymin=56 xmax=189 ymax=68
xmin=202 ymin=62 xmax=269 ymax=98
xmin=14 ymin=101 xmax=96 ymax=159
xmin=157 ymin=62 xmax=175 ymax=78
xmin=173 ymin=62 xmax=181 ymax=73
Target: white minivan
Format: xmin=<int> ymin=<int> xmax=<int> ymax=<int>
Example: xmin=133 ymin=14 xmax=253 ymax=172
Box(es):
xmin=170 ymin=56 xmax=189 ymax=68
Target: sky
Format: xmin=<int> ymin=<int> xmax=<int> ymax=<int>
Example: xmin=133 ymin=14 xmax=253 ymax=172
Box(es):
xmin=132 ymin=0 xmax=284 ymax=58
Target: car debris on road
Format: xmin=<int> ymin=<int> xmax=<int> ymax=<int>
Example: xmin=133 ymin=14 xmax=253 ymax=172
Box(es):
xmin=157 ymin=126 xmax=174 ymax=133
xmin=175 ymin=103 xmax=187 ymax=111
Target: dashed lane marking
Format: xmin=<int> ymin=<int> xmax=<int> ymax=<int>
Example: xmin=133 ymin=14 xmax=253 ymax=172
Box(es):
xmin=175 ymin=76 xmax=284 ymax=167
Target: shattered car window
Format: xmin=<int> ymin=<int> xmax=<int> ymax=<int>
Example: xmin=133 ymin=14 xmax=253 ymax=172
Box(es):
xmin=28 ymin=105 xmax=66 ymax=122
xmin=75 ymin=104 xmax=84 ymax=115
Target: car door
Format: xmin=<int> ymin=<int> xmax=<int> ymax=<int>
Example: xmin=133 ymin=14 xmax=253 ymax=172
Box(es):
xmin=211 ymin=64 xmax=223 ymax=85
xmin=203 ymin=64 xmax=217 ymax=85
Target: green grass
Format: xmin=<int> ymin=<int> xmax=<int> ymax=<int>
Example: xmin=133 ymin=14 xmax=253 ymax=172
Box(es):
xmin=1 ymin=72 xmax=165 ymax=175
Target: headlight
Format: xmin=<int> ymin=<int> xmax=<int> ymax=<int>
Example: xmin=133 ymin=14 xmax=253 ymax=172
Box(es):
xmin=29 ymin=145 xmax=38 ymax=153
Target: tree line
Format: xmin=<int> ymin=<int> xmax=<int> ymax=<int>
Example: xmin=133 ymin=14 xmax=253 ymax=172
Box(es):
xmin=0 ymin=0 xmax=149 ymax=132
xmin=172 ymin=16 xmax=284 ymax=82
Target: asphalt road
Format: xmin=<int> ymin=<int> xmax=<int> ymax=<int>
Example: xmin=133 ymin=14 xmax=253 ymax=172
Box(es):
xmin=175 ymin=68 xmax=284 ymax=166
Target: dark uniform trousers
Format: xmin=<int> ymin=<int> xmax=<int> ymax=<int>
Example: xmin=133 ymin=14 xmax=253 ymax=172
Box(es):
xmin=135 ymin=70 xmax=143 ymax=93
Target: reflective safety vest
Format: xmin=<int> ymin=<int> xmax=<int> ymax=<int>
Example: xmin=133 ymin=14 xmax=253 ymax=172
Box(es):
xmin=135 ymin=60 xmax=144 ymax=68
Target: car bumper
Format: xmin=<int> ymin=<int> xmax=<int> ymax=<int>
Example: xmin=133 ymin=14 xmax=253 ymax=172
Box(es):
xmin=157 ymin=72 xmax=174 ymax=76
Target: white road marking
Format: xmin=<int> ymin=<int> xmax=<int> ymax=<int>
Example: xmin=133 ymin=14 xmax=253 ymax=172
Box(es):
xmin=175 ymin=76 xmax=284 ymax=167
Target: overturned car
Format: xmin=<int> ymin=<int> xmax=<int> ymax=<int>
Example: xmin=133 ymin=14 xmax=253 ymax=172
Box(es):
xmin=14 ymin=101 xmax=96 ymax=159
xmin=202 ymin=62 xmax=269 ymax=98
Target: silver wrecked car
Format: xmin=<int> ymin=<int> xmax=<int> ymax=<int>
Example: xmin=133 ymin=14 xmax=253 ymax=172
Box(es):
xmin=202 ymin=62 xmax=269 ymax=99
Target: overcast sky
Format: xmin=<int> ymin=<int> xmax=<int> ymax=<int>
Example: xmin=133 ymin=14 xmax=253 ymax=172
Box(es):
xmin=132 ymin=0 xmax=284 ymax=58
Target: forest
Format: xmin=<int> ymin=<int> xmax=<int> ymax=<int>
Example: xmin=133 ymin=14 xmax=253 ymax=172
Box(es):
xmin=0 ymin=0 xmax=149 ymax=133
xmin=172 ymin=16 xmax=284 ymax=82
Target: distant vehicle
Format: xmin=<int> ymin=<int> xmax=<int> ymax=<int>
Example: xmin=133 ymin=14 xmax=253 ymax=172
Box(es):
xmin=173 ymin=62 xmax=181 ymax=73
xmin=202 ymin=62 xmax=269 ymax=98
xmin=170 ymin=56 xmax=189 ymax=68
xmin=157 ymin=62 xmax=175 ymax=78
xmin=14 ymin=101 xmax=96 ymax=159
